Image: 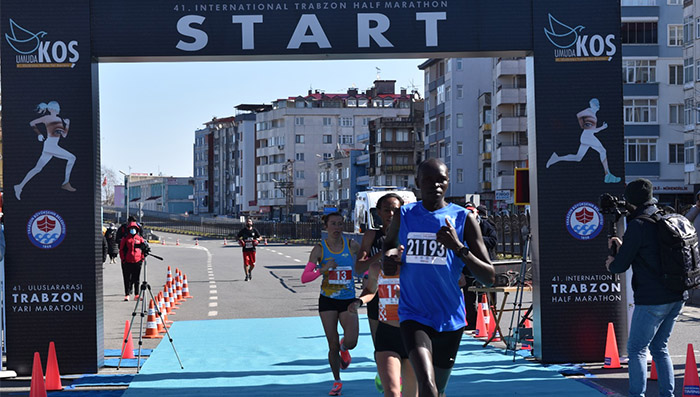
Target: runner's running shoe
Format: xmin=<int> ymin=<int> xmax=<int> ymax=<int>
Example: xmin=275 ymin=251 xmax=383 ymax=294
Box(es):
xmin=329 ymin=381 xmax=342 ymax=396
xmin=339 ymin=337 xmax=351 ymax=369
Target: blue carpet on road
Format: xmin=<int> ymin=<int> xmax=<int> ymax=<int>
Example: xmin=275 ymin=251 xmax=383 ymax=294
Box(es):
xmin=122 ymin=316 xmax=603 ymax=396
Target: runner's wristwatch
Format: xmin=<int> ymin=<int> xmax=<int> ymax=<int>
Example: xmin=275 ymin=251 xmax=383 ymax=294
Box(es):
xmin=457 ymin=246 xmax=470 ymax=258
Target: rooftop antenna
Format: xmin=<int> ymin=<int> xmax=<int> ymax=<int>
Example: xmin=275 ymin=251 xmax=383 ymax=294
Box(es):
xmin=375 ymin=67 xmax=381 ymax=80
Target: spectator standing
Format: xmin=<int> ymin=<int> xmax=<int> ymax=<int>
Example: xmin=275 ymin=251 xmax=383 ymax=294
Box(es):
xmin=105 ymin=224 xmax=119 ymax=263
xmin=119 ymin=221 xmax=148 ymax=301
xmin=606 ymin=179 xmax=687 ymax=397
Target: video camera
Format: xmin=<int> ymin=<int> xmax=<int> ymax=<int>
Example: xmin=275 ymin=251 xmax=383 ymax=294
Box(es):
xmin=599 ymin=193 xmax=629 ymax=216
xmin=137 ymin=241 xmax=163 ymax=261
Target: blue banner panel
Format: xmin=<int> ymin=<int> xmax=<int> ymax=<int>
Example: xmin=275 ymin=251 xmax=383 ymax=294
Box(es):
xmin=530 ymin=1 xmax=627 ymax=363
xmin=90 ymin=0 xmax=533 ymax=60
xmin=1 ymin=0 xmax=102 ymax=375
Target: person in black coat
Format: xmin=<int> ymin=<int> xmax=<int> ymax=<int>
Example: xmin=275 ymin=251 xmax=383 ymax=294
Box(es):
xmin=105 ymin=224 xmax=119 ymax=263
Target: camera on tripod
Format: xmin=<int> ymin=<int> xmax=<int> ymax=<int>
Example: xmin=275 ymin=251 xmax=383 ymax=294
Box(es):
xmin=599 ymin=193 xmax=629 ymax=216
xmin=137 ymin=241 xmax=163 ymax=260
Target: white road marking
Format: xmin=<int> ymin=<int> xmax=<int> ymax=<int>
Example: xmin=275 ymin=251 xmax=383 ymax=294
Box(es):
xmin=208 ymin=302 xmax=218 ymax=307
xmin=208 ymin=311 xmax=218 ymax=316
xmin=209 ymin=296 xmax=218 ymax=300
xmin=294 ymin=259 xmax=301 ymax=262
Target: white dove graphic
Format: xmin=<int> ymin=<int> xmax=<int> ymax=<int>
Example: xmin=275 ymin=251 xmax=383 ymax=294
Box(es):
xmin=5 ymin=19 xmax=47 ymax=55
xmin=544 ymin=14 xmax=585 ymax=49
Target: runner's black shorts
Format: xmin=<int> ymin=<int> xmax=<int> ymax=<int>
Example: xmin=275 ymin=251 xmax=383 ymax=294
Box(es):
xmin=318 ymin=294 xmax=356 ymax=314
xmin=375 ymin=321 xmax=409 ymax=359
xmin=400 ymin=320 xmax=464 ymax=369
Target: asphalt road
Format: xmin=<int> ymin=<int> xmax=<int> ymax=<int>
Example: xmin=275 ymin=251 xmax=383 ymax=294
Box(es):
xmin=3 ymin=230 xmax=699 ymax=396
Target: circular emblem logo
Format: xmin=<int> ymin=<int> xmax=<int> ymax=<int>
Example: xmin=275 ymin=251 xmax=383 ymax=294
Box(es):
xmin=27 ymin=210 xmax=66 ymax=249
xmin=565 ymin=202 xmax=603 ymax=241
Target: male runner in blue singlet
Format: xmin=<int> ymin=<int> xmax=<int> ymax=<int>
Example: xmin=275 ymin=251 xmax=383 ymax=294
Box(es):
xmin=383 ymin=158 xmax=495 ymax=397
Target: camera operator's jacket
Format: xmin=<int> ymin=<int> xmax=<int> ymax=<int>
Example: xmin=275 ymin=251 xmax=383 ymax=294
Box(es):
xmin=119 ymin=228 xmax=146 ymax=264
xmin=608 ymin=204 xmax=688 ymax=305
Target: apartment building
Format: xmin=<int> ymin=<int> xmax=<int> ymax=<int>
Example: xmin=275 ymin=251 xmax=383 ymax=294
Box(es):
xmin=683 ymin=0 xmax=700 ymax=200
xmin=418 ymin=58 xmax=493 ymax=204
xmin=255 ymin=80 xmax=414 ymax=220
xmin=193 ymin=117 xmax=237 ymax=215
xmin=624 ymin=0 xmax=689 ymax=208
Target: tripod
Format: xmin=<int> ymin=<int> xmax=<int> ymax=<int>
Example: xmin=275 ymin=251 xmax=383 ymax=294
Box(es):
xmin=505 ymin=224 xmax=532 ymax=361
xmin=118 ymin=253 xmax=184 ymax=372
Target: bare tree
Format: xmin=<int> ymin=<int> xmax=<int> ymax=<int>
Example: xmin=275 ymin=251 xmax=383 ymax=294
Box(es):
xmin=101 ymin=166 xmax=119 ymax=205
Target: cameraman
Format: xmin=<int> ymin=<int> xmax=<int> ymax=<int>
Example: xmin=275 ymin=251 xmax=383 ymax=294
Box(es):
xmin=605 ymin=179 xmax=687 ymax=397
xmin=119 ymin=221 xmax=149 ymax=301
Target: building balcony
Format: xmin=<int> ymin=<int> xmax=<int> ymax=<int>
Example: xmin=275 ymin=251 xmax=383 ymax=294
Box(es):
xmin=356 ymin=153 xmax=370 ymax=165
xmin=495 ymin=144 xmax=527 ymax=162
xmin=495 ymin=58 xmax=526 ymax=77
xmin=495 ymin=87 xmax=527 ymax=105
xmin=479 ymin=123 xmax=492 ymax=133
xmin=494 ymin=174 xmax=514 ymax=190
xmin=380 ymin=164 xmax=416 ymax=174
xmin=379 ymin=140 xmax=420 ymax=150
xmin=357 ymin=133 xmax=370 ymax=143
xmin=479 ymin=181 xmax=492 ymax=191
xmin=480 ymin=152 xmax=492 ymax=162
xmin=496 ymin=116 xmax=527 ymax=132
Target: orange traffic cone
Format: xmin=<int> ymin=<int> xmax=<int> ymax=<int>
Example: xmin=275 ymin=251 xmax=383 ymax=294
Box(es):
xmin=224 ymin=238 xmax=227 ymax=246
xmin=474 ymin=299 xmax=488 ymax=339
xmin=603 ymin=322 xmax=621 ymax=369
xmin=649 ymin=360 xmax=658 ymax=381
xmin=176 ymin=239 xmax=180 ymax=246
xmin=182 ymin=274 xmax=193 ymax=298
xmin=45 ymin=341 xmax=63 ymax=391
xmin=29 ymin=352 xmax=47 ymax=397
xmin=166 ymin=266 xmax=173 ymax=284
xmin=121 ymin=320 xmax=136 ymax=359
xmin=264 ymin=238 xmax=268 ymax=246
xmin=163 ymin=284 xmax=172 ymax=314
xmin=175 ymin=274 xmax=183 ymax=302
xmin=195 ymin=238 xmax=199 ymax=246
xmin=161 ymin=239 xmax=165 ymax=245
xmin=168 ymin=281 xmax=177 ymax=311
xmin=143 ymin=300 xmax=163 ymax=339
xmin=683 ymin=343 xmax=700 ymax=397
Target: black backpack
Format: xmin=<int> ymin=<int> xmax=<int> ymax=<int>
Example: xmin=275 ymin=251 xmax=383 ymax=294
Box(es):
xmin=638 ymin=211 xmax=700 ymax=291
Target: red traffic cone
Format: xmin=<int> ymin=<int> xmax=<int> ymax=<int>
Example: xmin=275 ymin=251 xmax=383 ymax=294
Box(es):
xmin=264 ymin=238 xmax=268 ymax=246
xmin=474 ymin=297 xmax=489 ymax=339
xmin=182 ymin=274 xmax=193 ymax=298
xmin=683 ymin=343 xmax=700 ymax=397
xmin=45 ymin=341 xmax=63 ymax=391
xmin=121 ymin=320 xmax=136 ymax=359
xmin=223 ymin=238 xmax=227 ymax=246
xmin=166 ymin=266 xmax=173 ymax=284
xmin=29 ymin=352 xmax=47 ymax=397
xmin=649 ymin=360 xmax=657 ymax=381
xmin=603 ymin=322 xmax=621 ymax=369
xmin=143 ymin=300 xmax=163 ymax=339
xmin=161 ymin=239 xmax=165 ymax=245
xmin=195 ymin=238 xmax=199 ymax=246
xmin=176 ymin=239 xmax=180 ymax=246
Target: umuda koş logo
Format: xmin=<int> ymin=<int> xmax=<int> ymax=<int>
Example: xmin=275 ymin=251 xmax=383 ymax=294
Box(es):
xmin=565 ymin=202 xmax=603 ymax=241
xmin=5 ymin=19 xmax=79 ymax=68
xmin=544 ymin=14 xmax=616 ymax=62
xmin=27 ymin=210 xmax=66 ymax=249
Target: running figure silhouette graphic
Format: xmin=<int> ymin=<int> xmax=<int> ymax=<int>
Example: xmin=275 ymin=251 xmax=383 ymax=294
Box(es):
xmin=546 ymin=98 xmax=621 ymax=184
xmin=15 ymin=101 xmax=77 ymax=200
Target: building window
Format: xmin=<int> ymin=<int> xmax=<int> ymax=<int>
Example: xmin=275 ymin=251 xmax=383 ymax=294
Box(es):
xmin=295 ymin=170 xmax=305 ymax=179
xmin=347 ymin=99 xmax=357 ymax=107
xmin=686 ymin=98 xmax=694 ymax=125
xmin=323 ymin=153 xmax=332 ymax=160
xmin=340 ymin=135 xmax=354 ymax=144
xmin=697 ymin=60 xmax=700 ymax=81
xmin=625 ymin=138 xmax=657 ymax=162
xmin=340 ymin=117 xmax=353 ymax=127
xmin=323 ymin=135 xmax=333 ymax=144
xmin=669 ymin=104 xmax=683 ymax=124
xmin=668 ymin=0 xmax=681 ymax=4
xmin=456 ymin=59 xmax=463 ymax=70
xmin=295 ymin=117 xmax=304 ymax=125
xmin=685 ymin=57 xmax=695 ymax=84
xmin=295 ymin=153 xmax=305 ymax=161
xmin=323 ymin=117 xmax=332 ymax=126
xmin=684 ymin=16 xmax=693 ymax=44
xmin=621 ymin=22 xmax=658 ymax=44
xmin=624 ymin=99 xmax=657 ymax=123
xmin=685 ymin=141 xmax=695 ymax=165
xmin=445 ymin=85 xmax=451 ymax=102
xmin=396 ymin=130 xmax=409 ymax=142
xmin=363 ymin=117 xmax=370 ymax=126
xmin=669 ymin=143 xmax=684 ymax=164
xmin=446 ymin=115 xmax=451 ymax=130
xmin=437 ymin=85 xmax=445 ymax=105
xmin=295 ymin=188 xmax=304 ymax=197
xmin=623 ymin=60 xmax=656 ymax=83
xmin=295 ymin=134 xmax=304 ymax=144
xmin=697 ymin=18 xmax=700 ymax=39
xmin=457 ymin=169 xmax=464 ymax=183
xmin=456 ymin=85 xmax=464 ymax=99
xmin=456 ymin=113 xmax=464 ymax=128
xmin=669 ymin=24 xmax=683 ymax=46
xmin=669 ymin=65 xmax=683 ymax=85
xmin=457 ymin=141 xmax=464 ymax=155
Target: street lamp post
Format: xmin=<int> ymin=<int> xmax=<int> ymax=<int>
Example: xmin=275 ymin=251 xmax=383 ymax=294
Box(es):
xmin=119 ymin=169 xmax=130 ymax=221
